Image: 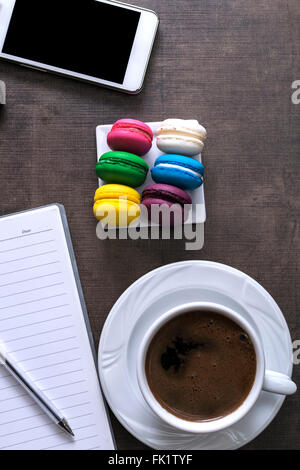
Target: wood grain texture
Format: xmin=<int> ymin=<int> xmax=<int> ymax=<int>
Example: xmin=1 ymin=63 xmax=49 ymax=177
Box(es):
xmin=0 ymin=0 xmax=299 ymax=450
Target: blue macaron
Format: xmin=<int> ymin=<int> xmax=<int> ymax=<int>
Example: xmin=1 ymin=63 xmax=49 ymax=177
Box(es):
xmin=151 ymin=154 xmax=204 ymax=190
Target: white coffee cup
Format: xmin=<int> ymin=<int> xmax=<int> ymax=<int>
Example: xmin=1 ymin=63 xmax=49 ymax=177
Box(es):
xmin=137 ymin=302 xmax=297 ymax=433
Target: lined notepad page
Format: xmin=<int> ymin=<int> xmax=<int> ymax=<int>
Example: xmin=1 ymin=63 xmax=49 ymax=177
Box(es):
xmin=0 ymin=205 xmax=114 ymax=450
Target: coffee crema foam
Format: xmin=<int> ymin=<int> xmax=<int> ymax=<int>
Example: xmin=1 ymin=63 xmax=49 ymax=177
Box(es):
xmin=145 ymin=311 xmax=257 ymax=422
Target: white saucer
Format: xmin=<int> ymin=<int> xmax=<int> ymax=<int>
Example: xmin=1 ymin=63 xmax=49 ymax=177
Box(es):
xmin=98 ymin=261 xmax=294 ymax=450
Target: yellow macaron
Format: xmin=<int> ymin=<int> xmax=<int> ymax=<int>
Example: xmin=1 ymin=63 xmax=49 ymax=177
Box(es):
xmin=93 ymin=184 xmax=141 ymax=227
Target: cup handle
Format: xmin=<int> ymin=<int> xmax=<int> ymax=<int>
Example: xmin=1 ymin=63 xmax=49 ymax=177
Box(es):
xmin=263 ymin=370 xmax=297 ymax=395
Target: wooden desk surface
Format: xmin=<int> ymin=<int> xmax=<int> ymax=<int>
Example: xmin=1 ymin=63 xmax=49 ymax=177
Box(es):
xmin=0 ymin=0 xmax=299 ymax=450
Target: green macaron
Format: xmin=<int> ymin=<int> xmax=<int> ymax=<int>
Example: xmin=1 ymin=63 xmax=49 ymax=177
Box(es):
xmin=96 ymin=151 xmax=149 ymax=188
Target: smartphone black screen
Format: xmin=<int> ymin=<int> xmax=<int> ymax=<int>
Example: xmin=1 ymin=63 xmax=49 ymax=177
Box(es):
xmin=3 ymin=0 xmax=141 ymax=84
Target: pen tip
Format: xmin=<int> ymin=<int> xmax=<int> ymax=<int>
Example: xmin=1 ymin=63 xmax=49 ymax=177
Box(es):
xmin=58 ymin=418 xmax=75 ymax=437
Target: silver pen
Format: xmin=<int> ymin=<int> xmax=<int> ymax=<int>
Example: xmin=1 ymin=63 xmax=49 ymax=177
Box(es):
xmin=0 ymin=344 xmax=74 ymax=437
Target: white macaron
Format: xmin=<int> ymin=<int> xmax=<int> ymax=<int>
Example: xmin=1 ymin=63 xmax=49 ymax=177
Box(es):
xmin=156 ymin=119 xmax=207 ymax=157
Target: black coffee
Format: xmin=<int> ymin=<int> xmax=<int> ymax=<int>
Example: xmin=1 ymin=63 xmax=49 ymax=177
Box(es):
xmin=145 ymin=311 xmax=256 ymax=421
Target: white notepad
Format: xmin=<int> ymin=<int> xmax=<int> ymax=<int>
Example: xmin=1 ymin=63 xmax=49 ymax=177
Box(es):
xmin=0 ymin=205 xmax=115 ymax=450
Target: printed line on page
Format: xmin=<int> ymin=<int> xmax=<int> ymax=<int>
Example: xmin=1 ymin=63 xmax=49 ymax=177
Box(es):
xmin=73 ymin=424 xmax=96 ymax=431
xmin=4 ymin=324 xmax=73 ymax=345
xmin=0 ymin=314 xmax=71 ymax=334
xmin=0 ymin=421 xmax=56 ymax=438
xmin=54 ymin=390 xmax=88 ymax=401
xmin=0 ymin=412 xmax=43 ymax=426
xmin=0 ymin=384 xmax=19 ymax=392
xmin=0 ymin=303 xmax=70 ymax=323
xmin=11 ymin=334 xmax=76 ymax=353
xmin=71 ymin=412 xmax=93 ymax=420
xmin=37 ymin=367 xmax=83 ymax=382
xmin=0 ymin=411 xmax=92 ymax=427
xmin=0 ymin=261 xmax=60 ymax=277
xmin=0 ymin=250 xmax=58 ymax=265
xmin=0 ymin=239 xmax=55 ymax=254
xmin=0 ymin=293 xmax=67 ymax=311
xmin=0 ymin=229 xmax=54 ymax=244
xmin=42 ymin=379 xmax=86 ymax=392
xmin=0 ymin=392 xmax=27 ymax=402
xmin=63 ymin=401 xmax=91 ymax=410
xmin=0 ymin=282 xmax=64 ymax=300
xmin=21 ymin=346 xmax=79 ymax=363
xmin=27 ymin=357 xmax=81 ymax=373
xmin=0 ymin=421 xmax=95 ymax=439
xmin=0 ymin=430 xmax=64 ymax=449
xmin=43 ymin=435 xmax=99 ymax=450
xmin=0 ymin=403 xmax=38 ymax=415
xmin=0 ymin=271 xmax=62 ymax=289
xmin=0 ymin=388 xmax=88 ymax=405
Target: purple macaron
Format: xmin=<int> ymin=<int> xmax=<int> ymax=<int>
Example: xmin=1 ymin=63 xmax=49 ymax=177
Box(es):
xmin=141 ymin=184 xmax=192 ymax=226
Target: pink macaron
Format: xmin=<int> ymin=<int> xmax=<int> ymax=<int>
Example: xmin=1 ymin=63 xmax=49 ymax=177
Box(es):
xmin=107 ymin=119 xmax=153 ymax=157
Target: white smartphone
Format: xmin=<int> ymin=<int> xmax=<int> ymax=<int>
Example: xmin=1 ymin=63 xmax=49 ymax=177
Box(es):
xmin=0 ymin=0 xmax=159 ymax=94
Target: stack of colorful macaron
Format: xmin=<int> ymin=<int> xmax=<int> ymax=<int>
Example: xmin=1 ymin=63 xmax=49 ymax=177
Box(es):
xmin=94 ymin=119 xmax=153 ymax=227
xmin=93 ymin=118 xmax=207 ymax=227
xmin=141 ymin=119 xmax=207 ymax=224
